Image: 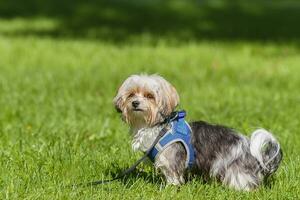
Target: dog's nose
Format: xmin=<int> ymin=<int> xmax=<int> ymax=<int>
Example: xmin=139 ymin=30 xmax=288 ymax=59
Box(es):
xmin=132 ymin=101 xmax=140 ymax=108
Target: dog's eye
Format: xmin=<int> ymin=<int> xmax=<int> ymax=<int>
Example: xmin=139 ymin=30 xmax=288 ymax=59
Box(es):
xmin=145 ymin=93 xmax=154 ymax=99
xmin=128 ymin=93 xmax=135 ymax=98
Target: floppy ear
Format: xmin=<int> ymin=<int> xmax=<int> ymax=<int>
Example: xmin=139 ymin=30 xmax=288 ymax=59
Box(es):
xmin=113 ymin=82 xmax=127 ymax=113
xmin=166 ymin=85 xmax=180 ymax=112
xmin=152 ymin=75 xmax=180 ymax=115
xmin=163 ymin=84 xmax=179 ymax=115
xmin=113 ymin=94 xmax=123 ymax=113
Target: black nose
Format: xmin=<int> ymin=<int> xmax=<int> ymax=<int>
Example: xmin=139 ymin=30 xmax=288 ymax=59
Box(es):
xmin=132 ymin=101 xmax=140 ymax=108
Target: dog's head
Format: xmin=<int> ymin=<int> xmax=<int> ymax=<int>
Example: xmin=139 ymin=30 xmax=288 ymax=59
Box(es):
xmin=113 ymin=74 xmax=179 ymax=129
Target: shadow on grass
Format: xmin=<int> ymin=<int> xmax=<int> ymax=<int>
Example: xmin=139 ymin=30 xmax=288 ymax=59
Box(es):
xmin=1 ymin=0 xmax=300 ymax=43
xmin=98 ymin=165 xmax=211 ymax=187
xmin=81 ymin=164 xmax=279 ymax=190
xmin=102 ymin=166 xmax=164 ymax=186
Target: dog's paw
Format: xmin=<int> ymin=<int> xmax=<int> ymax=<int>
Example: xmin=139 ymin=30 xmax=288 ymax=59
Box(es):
xmin=166 ymin=176 xmax=185 ymax=186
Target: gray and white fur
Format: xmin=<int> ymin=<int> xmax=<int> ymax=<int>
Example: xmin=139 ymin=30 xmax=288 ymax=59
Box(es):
xmin=114 ymin=74 xmax=282 ymax=191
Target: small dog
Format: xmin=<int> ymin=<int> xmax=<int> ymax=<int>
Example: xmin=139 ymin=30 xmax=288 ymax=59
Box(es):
xmin=113 ymin=74 xmax=282 ymax=191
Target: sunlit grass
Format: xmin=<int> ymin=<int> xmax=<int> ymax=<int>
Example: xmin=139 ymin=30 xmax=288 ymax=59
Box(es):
xmin=0 ymin=16 xmax=299 ymax=199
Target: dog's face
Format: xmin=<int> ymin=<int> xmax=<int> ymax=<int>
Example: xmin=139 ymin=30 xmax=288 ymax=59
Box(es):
xmin=113 ymin=75 xmax=179 ymax=129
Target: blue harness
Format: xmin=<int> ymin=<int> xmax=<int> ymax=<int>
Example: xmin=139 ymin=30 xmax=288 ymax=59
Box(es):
xmin=148 ymin=111 xmax=196 ymax=168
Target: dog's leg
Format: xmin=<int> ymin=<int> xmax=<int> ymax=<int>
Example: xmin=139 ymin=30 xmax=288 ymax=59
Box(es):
xmin=155 ymin=142 xmax=186 ymax=185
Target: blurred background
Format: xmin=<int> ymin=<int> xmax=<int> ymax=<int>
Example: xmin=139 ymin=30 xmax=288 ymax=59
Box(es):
xmin=1 ymin=1 xmax=300 ymax=199
xmin=1 ymin=0 xmax=300 ymax=43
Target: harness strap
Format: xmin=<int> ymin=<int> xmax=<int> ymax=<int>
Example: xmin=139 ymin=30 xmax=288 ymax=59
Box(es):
xmin=72 ymin=111 xmax=184 ymax=187
xmin=80 ymin=126 xmax=168 ymax=187
xmin=148 ymin=111 xmax=195 ymax=168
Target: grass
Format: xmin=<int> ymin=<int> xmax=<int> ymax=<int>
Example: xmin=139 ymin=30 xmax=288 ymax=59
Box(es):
xmin=0 ymin=1 xmax=300 ymax=199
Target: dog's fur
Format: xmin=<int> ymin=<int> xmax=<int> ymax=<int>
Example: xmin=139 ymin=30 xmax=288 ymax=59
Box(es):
xmin=113 ymin=74 xmax=282 ymax=191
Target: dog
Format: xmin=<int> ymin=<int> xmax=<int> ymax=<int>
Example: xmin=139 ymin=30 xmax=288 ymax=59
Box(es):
xmin=113 ymin=74 xmax=282 ymax=191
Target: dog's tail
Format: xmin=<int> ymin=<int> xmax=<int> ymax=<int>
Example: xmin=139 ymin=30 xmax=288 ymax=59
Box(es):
xmin=250 ymin=129 xmax=282 ymax=175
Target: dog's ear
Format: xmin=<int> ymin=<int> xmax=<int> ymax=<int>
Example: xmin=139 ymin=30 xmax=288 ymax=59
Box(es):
xmin=162 ymin=84 xmax=179 ymax=115
xmin=152 ymin=75 xmax=180 ymax=115
xmin=113 ymin=95 xmax=123 ymax=113
xmin=166 ymin=85 xmax=180 ymax=112
xmin=113 ymin=82 xmax=127 ymax=113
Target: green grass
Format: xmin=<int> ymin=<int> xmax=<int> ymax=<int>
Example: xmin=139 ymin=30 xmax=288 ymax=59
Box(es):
xmin=1 ymin=2 xmax=300 ymax=199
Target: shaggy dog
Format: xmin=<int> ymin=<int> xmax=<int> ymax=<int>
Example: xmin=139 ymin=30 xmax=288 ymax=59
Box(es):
xmin=113 ymin=74 xmax=282 ymax=191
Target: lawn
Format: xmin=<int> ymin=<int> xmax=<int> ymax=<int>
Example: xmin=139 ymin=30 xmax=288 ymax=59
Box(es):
xmin=0 ymin=1 xmax=300 ymax=199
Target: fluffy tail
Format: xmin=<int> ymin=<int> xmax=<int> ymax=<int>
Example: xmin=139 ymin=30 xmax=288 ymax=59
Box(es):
xmin=250 ymin=129 xmax=282 ymax=175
